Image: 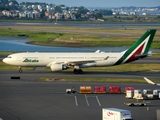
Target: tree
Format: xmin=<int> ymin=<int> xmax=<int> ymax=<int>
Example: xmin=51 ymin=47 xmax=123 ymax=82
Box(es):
xmin=95 ymin=12 xmax=103 ymax=19
xmin=55 ymin=6 xmax=62 ymax=13
xmin=77 ymin=6 xmax=89 ymax=14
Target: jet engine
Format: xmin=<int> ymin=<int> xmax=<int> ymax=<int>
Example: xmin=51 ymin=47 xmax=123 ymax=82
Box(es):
xmin=50 ymin=64 xmax=67 ymax=71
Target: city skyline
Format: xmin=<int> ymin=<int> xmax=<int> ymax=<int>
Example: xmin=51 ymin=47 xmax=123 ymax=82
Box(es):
xmin=17 ymin=0 xmax=160 ymax=7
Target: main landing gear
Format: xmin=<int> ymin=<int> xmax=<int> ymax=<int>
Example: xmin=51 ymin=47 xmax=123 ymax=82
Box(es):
xmin=73 ymin=69 xmax=84 ymax=74
xmin=19 ymin=66 xmax=22 ymax=73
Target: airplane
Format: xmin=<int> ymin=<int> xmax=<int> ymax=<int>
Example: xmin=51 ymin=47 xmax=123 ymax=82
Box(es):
xmin=3 ymin=29 xmax=156 ymax=74
xmin=144 ymin=77 xmax=160 ymax=86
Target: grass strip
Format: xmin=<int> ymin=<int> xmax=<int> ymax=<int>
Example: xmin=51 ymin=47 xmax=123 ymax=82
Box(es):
xmin=0 ymin=26 xmax=160 ymax=48
xmin=39 ymin=77 xmax=160 ymax=83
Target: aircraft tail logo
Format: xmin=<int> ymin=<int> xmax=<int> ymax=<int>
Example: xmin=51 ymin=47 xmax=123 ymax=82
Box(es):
xmin=115 ymin=29 xmax=156 ymax=65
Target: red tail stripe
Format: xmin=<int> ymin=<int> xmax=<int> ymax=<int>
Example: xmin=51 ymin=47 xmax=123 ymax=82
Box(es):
xmin=126 ymin=43 xmax=145 ymax=63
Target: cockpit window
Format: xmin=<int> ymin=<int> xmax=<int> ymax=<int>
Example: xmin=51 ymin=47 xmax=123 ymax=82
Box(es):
xmin=7 ymin=56 xmax=12 ymax=58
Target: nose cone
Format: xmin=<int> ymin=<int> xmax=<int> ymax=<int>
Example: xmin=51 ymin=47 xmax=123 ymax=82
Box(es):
xmin=2 ymin=58 xmax=7 ymax=63
xmin=2 ymin=58 xmax=11 ymax=64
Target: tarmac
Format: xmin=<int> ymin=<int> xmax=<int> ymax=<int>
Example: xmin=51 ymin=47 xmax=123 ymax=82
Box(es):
xmin=0 ymin=70 xmax=160 ymax=120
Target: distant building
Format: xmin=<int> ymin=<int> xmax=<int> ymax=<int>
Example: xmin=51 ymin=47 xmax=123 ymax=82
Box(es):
xmin=129 ymin=12 xmax=136 ymax=15
xmin=142 ymin=12 xmax=147 ymax=15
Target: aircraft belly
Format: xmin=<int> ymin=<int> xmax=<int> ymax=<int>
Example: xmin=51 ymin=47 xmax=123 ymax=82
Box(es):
xmin=96 ymin=60 xmax=116 ymax=67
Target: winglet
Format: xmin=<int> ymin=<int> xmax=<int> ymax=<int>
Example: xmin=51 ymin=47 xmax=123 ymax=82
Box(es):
xmin=143 ymin=77 xmax=155 ymax=85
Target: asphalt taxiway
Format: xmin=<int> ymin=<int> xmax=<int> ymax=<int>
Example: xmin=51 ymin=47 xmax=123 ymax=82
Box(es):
xmin=0 ymin=70 xmax=160 ymax=120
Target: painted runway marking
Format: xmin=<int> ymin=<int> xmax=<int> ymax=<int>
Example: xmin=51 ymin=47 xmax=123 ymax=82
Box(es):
xmin=74 ymin=96 xmax=78 ymax=106
xmin=96 ymin=96 xmax=101 ymax=106
xmin=85 ymin=94 xmax=89 ymax=106
xmin=85 ymin=95 xmax=101 ymax=106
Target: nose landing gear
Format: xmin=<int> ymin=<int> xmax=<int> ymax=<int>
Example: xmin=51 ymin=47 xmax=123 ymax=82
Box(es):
xmin=19 ymin=66 xmax=22 ymax=73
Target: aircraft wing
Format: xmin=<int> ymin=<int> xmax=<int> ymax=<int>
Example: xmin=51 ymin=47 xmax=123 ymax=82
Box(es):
xmin=47 ymin=56 xmax=109 ymax=66
xmin=65 ymin=60 xmax=96 ymax=65
xmin=64 ymin=56 xmax=109 ymax=66
xmin=143 ymin=77 xmax=160 ymax=86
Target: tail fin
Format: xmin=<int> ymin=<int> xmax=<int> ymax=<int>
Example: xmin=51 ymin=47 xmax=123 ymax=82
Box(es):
xmin=115 ymin=29 xmax=156 ymax=64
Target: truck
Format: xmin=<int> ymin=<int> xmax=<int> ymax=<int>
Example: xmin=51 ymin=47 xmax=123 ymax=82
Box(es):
xmin=102 ymin=108 xmax=133 ymax=120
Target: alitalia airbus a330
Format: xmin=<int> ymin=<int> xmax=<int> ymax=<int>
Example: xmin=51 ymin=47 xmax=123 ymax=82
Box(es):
xmin=3 ymin=29 xmax=156 ymax=74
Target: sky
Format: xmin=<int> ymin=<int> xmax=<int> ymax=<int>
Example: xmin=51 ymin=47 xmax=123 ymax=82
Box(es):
xmin=17 ymin=0 xmax=159 ymax=7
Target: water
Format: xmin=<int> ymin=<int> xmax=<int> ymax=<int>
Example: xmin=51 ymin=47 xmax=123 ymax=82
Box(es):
xmin=0 ymin=37 xmax=90 ymax=52
xmin=1 ymin=22 xmax=160 ymax=27
xmin=0 ymin=37 xmax=159 ymax=52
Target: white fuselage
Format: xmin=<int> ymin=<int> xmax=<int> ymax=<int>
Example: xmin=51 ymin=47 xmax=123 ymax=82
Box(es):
xmin=3 ymin=52 xmax=125 ymax=68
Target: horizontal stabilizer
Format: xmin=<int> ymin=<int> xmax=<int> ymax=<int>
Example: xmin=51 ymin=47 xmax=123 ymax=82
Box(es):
xmin=135 ymin=54 xmax=148 ymax=59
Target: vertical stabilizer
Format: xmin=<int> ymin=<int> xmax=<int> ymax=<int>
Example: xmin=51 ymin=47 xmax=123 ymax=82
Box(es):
xmin=115 ymin=29 xmax=156 ymax=65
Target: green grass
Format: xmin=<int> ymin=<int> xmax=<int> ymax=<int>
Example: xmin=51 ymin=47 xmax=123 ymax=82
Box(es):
xmin=39 ymin=77 xmax=160 ymax=83
xmin=0 ymin=26 xmax=160 ymax=48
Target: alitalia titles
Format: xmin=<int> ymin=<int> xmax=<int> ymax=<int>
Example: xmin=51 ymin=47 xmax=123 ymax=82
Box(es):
xmin=23 ymin=58 xmax=39 ymax=62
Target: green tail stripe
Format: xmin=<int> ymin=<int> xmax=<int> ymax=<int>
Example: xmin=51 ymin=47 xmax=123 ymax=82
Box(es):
xmin=114 ymin=29 xmax=156 ymax=65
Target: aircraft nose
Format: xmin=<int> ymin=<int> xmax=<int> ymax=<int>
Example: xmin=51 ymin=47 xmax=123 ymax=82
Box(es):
xmin=2 ymin=58 xmax=9 ymax=64
xmin=2 ymin=58 xmax=7 ymax=63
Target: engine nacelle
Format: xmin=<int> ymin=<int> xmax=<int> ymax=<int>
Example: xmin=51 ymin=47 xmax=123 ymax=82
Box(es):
xmin=50 ymin=64 xmax=67 ymax=72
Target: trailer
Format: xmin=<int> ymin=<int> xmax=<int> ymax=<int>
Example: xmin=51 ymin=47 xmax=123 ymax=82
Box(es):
xmin=94 ymin=86 xmax=106 ymax=93
xmin=80 ymin=86 xmax=92 ymax=93
xmin=124 ymin=87 xmax=135 ymax=93
xmin=153 ymin=89 xmax=160 ymax=99
xmin=109 ymin=86 xmax=121 ymax=94
xmin=125 ymin=90 xmax=134 ymax=99
xmin=133 ymin=90 xmax=144 ymax=99
xmin=102 ymin=108 xmax=133 ymax=120
xmin=124 ymin=99 xmax=149 ymax=106
xmin=143 ymin=89 xmax=153 ymax=99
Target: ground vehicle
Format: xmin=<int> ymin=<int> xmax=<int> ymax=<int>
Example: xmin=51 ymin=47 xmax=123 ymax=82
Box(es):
xmin=133 ymin=90 xmax=144 ymax=99
xmin=124 ymin=87 xmax=135 ymax=93
xmin=66 ymin=87 xmax=76 ymax=94
xmin=153 ymin=89 xmax=160 ymax=99
xmin=109 ymin=86 xmax=121 ymax=93
xmin=94 ymin=86 xmax=106 ymax=93
xmin=102 ymin=108 xmax=133 ymax=120
xmin=143 ymin=89 xmax=153 ymax=99
xmin=124 ymin=99 xmax=147 ymax=106
xmin=125 ymin=90 xmax=134 ymax=98
xmin=80 ymin=86 xmax=92 ymax=93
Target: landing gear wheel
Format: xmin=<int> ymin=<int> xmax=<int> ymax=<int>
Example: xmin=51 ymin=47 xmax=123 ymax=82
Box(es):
xmin=79 ymin=69 xmax=84 ymax=74
xmin=73 ymin=69 xmax=84 ymax=74
xmin=74 ymin=69 xmax=78 ymax=74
